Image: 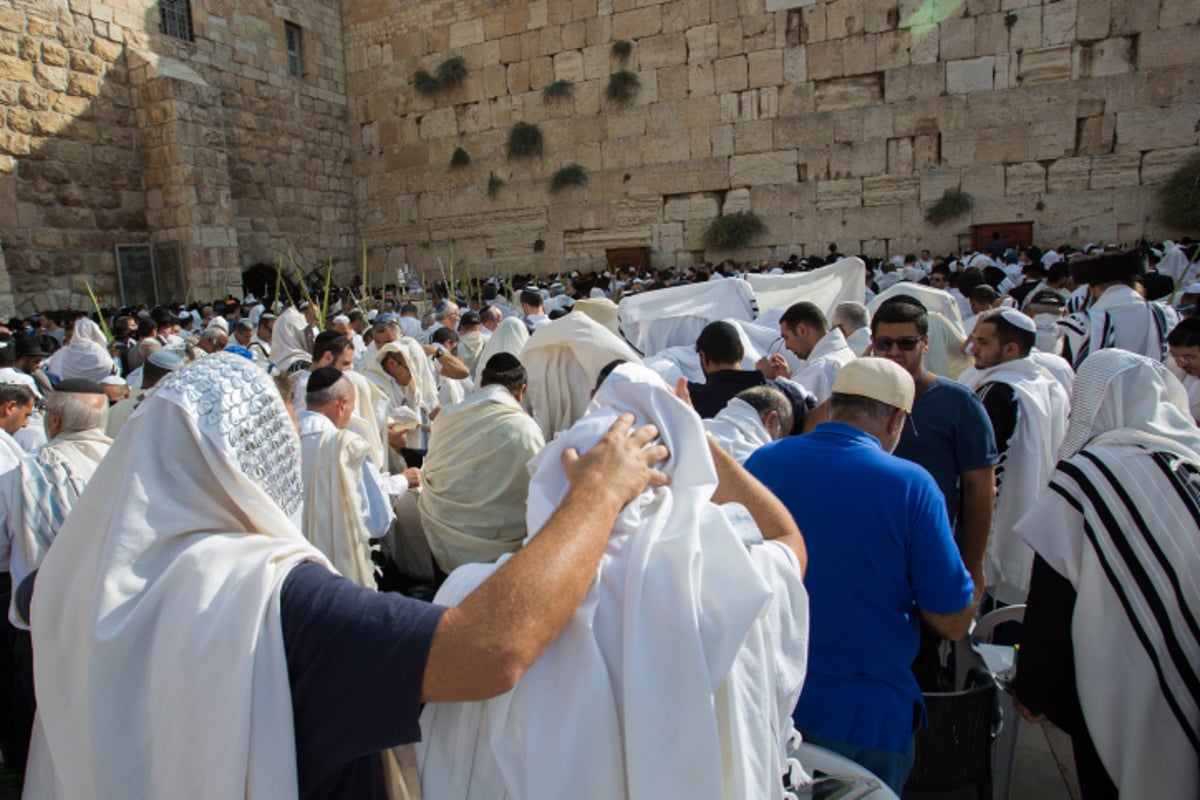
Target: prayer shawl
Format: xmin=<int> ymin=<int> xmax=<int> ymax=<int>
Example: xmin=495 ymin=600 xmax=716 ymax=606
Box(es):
xmin=643 ymin=319 xmax=792 ymax=386
xmin=702 ymin=398 xmax=772 ymax=464
xmin=572 ymin=297 xmax=621 ymax=335
xmin=24 ymin=353 xmax=331 ymax=800
xmin=1185 ymin=373 xmax=1200 ymax=424
xmin=1157 ymin=241 xmax=1191 ymax=286
xmin=365 ymin=340 xmax=440 ymax=451
xmin=868 ymin=282 xmax=966 ymax=335
xmin=1030 ymin=349 xmax=1075 ymax=399
xmin=271 ymin=307 xmax=312 ymax=373
xmin=472 ymin=317 xmax=529 ymax=384
xmin=960 ymin=358 xmax=1069 ymax=603
xmin=744 ymin=257 xmax=866 ymax=317
xmin=418 ymin=385 xmax=545 ymax=572
xmin=1014 ymin=350 xmax=1200 ymax=798
xmin=248 ymin=336 xmax=271 ymax=365
xmin=418 ymin=363 xmax=809 ymax=800
xmin=1058 ymin=284 xmax=1178 ymax=369
xmin=6 ymin=428 xmax=111 ymax=627
xmin=618 ymin=278 xmax=757 ymax=355
xmin=787 ymin=328 xmax=856 ymax=403
xmin=45 ymin=319 xmax=116 ymax=383
xmin=521 ymin=313 xmax=643 ymax=438
xmin=455 ymin=330 xmax=488 ymax=377
xmin=298 ymin=412 xmax=377 ymax=589
xmin=341 ymin=369 xmax=388 ymax=471
xmin=0 ymin=430 xmax=26 ymax=573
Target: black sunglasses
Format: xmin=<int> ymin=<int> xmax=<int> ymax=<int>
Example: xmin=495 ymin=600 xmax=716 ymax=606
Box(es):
xmin=872 ymin=336 xmax=923 ymax=352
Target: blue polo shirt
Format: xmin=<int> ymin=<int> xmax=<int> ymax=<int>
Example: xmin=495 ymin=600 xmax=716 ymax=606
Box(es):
xmin=745 ymin=422 xmax=974 ymax=754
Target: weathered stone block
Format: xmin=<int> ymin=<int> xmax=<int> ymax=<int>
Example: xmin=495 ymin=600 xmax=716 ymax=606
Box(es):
xmin=717 ymin=20 xmax=744 ymax=57
xmin=418 ymin=107 xmax=458 ymax=140
xmin=734 ymin=119 xmax=774 ymax=153
xmin=946 ymin=57 xmax=994 ymax=94
xmin=730 ymin=150 xmax=798 ymax=186
xmin=638 ymin=32 xmax=687 ymax=69
xmin=1017 ymin=46 xmax=1071 ymax=85
xmin=939 ymin=16 xmax=975 ymax=61
xmin=688 ymin=62 xmax=714 ymax=95
xmin=449 ymin=18 xmax=485 ymax=47
xmin=1089 ymin=153 xmax=1140 ymax=190
xmin=862 ymin=173 xmax=918 ymax=206
xmin=875 ymin=29 xmax=909 ymax=70
xmin=748 ymin=49 xmax=783 ymax=87
xmin=1073 ymin=36 xmax=1134 ymax=79
xmin=843 ymin=33 xmax=878 ymax=75
xmin=816 ymin=177 xmax=862 ymax=209
xmin=1115 ymin=106 xmax=1200 ymax=153
xmin=961 ymin=163 xmax=1007 ymax=198
xmin=864 ymin=0 xmax=900 ymax=33
xmin=664 ymin=191 xmax=721 ymax=221
xmin=910 ymin=22 xmax=938 ymax=65
xmin=506 ymin=60 xmax=531 ymax=93
xmin=814 ymin=73 xmax=883 ymax=111
xmin=612 ymin=6 xmax=662 ymax=38
xmin=1160 ymin=0 xmax=1200 ymax=27
xmin=713 ymin=55 xmax=748 ymax=92
xmin=807 ymin=39 xmax=844 ymax=81
xmin=1075 ymin=114 xmax=1114 ymax=156
xmin=1142 ymin=148 xmax=1198 ymax=185
xmin=723 ymin=187 xmax=751 ymax=214
xmin=1110 ymin=0 xmax=1157 ymax=35
xmin=711 ymin=122 xmax=734 ymax=157
xmin=1007 ymin=6 xmax=1042 ymax=51
xmin=686 ymin=23 xmax=719 ymax=63
xmin=826 ymin=0 xmax=866 ymax=39
xmin=552 ymin=50 xmax=584 ymax=83
xmin=919 ymin=168 xmax=960 ymax=202
xmin=974 ymin=12 xmax=1009 ymax=57
xmin=884 ymin=63 xmax=944 ymax=102
xmin=784 ymin=45 xmax=807 ymax=83
xmin=1137 ymin=27 xmax=1199 ymax=71
xmin=886 ymin=136 xmax=913 ymax=172
xmin=829 ymin=139 xmax=886 ymax=177
xmin=1075 ymin=0 xmax=1111 ymax=40
xmin=1005 ymin=162 xmax=1045 ymax=195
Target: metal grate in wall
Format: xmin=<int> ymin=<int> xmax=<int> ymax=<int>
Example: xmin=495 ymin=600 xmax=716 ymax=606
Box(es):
xmin=159 ymin=0 xmax=194 ymax=41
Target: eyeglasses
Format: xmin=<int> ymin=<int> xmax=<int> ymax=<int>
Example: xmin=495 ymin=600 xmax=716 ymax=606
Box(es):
xmin=872 ymin=336 xmax=923 ymax=352
xmin=767 ymin=336 xmax=785 ymax=358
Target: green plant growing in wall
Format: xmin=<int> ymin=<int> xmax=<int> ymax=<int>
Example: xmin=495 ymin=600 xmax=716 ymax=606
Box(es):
xmin=436 ymin=56 xmax=468 ymax=88
xmin=611 ymin=39 xmax=633 ymax=64
xmin=533 ymin=238 xmax=546 ymax=252
xmin=507 ymin=122 xmax=544 ymax=158
xmin=925 ymin=189 xmax=974 ymax=225
xmin=1159 ymin=154 xmax=1200 ymax=231
xmin=550 ymin=164 xmax=588 ymax=192
xmin=413 ymin=69 xmax=440 ymax=96
xmin=450 ymin=147 xmax=471 ymax=168
xmin=487 ymin=172 xmax=504 ymax=199
xmin=605 ymin=69 xmax=640 ymax=106
xmin=703 ymin=211 xmax=767 ymax=249
xmin=542 ymin=79 xmax=574 ymax=103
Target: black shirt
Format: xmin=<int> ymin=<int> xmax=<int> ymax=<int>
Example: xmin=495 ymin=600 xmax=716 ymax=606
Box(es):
xmin=687 ymin=369 xmax=766 ymax=419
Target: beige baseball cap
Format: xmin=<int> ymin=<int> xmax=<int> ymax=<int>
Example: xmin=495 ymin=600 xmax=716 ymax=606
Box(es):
xmin=831 ymin=357 xmax=915 ymax=413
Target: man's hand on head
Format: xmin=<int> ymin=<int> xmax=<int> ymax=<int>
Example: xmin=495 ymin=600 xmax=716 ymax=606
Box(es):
xmin=561 ymin=412 xmax=669 ymax=509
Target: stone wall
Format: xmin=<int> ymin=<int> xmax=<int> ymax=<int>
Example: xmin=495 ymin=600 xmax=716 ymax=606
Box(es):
xmin=344 ymin=0 xmax=1200 ymax=273
xmin=0 ymin=0 xmax=356 ymax=314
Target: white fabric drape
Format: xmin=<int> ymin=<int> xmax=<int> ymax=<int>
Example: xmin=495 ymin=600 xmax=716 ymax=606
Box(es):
xmin=868 ymin=282 xmax=967 ymax=335
xmin=341 ymin=369 xmax=388 ymax=470
xmin=418 ymin=363 xmax=808 ymax=800
xmin=418 ymin=385 xmax=545 ymax=572
xmin=702 ymin=398 xmax=773 ymax=464
xmin=24 ymin=353 xmax=329 ymax=800
xmin=521 ymin=312 xmax=643 ymax=438
xmin=618 ymin=279 xmax=757 ymax=355
xmin=271 ymin=307 xmax=312 ymax=373
xmin=471 ymin=318 xmax=529 ymax=384
xmin=744 ymin=258 xmax=866 ymax=317
xmin=572 ymin=297 xmax=621 ymax=335
xmin=45 ymin=319 xmax=116 ymax=383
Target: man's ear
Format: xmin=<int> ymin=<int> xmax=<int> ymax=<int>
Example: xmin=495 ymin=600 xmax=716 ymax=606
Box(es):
xmin=762 ymin=409 xmax=780 ymax=438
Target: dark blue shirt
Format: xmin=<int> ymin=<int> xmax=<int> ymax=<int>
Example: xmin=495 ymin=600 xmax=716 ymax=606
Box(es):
xmin=893 ymin=376 xmax=998 ymax=529
xmin=745 ymin=423 xmax=974 ymax=754
xmin=282 ymin=562 xmax=446 ymax=799
xmin=687 ymin=369 xmax=766 ymax=419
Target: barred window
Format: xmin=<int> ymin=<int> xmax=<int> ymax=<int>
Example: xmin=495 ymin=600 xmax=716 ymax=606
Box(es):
xmin=159 ymin=0 xmax=194 ymax=42
xmin=285 ymin=22 xmax=303 ymax=77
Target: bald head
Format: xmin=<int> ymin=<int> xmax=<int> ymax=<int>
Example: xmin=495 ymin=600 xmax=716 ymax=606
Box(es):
xmin=45 ymin=386 xmax=109 ymax=439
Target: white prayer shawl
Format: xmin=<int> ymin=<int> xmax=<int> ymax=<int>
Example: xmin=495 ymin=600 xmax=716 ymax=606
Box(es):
xmin=702 ymin=398 xmax=773 ymax=464
xmin=248 ymin=336 xmax=271 ymax=366
xmin=298 ymin=412 xmax=377 ymax=589
xmin=788 ymin=328 xmax=856 ymax=403
xmin=521 ymin=313 xmax=643 ymax=438
xmin=961 ymin=358 xmax=1069 ymax=603
xmin=1058 ymin=284 xmax=1178 ymax=369
xmin=618 ymin=278 xmax=756 ymax=355
xmin=868 ymin=282 xmax=966 ymax=335
xmin=0 ymin=430 xmax=26 ymax=573
xmin=1014 ymin=351 xmax=1200 ymax=798
xmin=418 ymin=363 xmax=809 ymax=800
xmin=341 ymin=369 xmax=388 ymax=471
xmin=364 ymin=340 xmax=441 ymax=450
xmin=572 ymin=297 xmax=621 ymax=335
xmin=46 ymin=320 xmax=116 ymax=383
xmin=1033 ymin=312 xmax=1063 ymax=355
xmin=24 ymin=352 xmax=330 ymax=800
xmin=1157 ymin=241 xmax=1191 ymax=285
xmin=7 ymin=428 xmax=111 ymax=627
xmin=845 ymin=326 xmax=871 ymax=356
xmin=418 ymin=385 xmax=545 ymax=572
xmin=1185 ymin=374 xmax=1200 ymax=424
xmin=271 ymin=307 xmax=312 ymax=373
xmin=455 ymin=330 xmax=488 ymax=377
xmin=1029 ymin=349 xmax=1075 ymax=399
xmin=744 ymin=257 xmax=866 ymax=318
xmin=471 ymin=317 xmax=529 ymax=385
xmin=735 ymin=315 xmax=806 ymax=376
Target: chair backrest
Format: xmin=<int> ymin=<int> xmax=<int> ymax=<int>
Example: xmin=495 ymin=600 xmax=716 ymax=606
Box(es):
xmin=905 ymin=669 xmax=999 ymax=795
xmin=972 ymin=604 xmax=1026 ymax=644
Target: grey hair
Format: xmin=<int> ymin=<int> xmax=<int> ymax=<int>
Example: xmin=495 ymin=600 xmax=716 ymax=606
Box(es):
xmin=829 ymin=392 xmax=897 ymax=428
xmin=434 ymin=303 xmax=460 ymax=324
xmin=45 ymin=389 xmax=108 ymax=432
xmin=199 ymin=328 xmax=226 ymax=344
xmin=734 ymin=385 xmax=793 ymax=438
xmin=831 ymin=301 xmax=870 ymax=333
xmin=137 ymin=338 xmax=162 ymax=359
xmin=305 ymin=373 xmax=353 ymax=409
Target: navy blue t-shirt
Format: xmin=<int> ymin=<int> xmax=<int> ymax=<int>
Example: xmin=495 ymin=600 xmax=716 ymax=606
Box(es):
xmin=281 ymin=561 xmax=446 ymax=799
xmin=893 ymin=376 xmax=997 ymax=529
xmin=745 ymin=423 xmax=974 ymax=754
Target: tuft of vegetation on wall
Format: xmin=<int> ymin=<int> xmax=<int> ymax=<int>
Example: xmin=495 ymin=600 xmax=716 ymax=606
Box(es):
xmin=1159 ymin=155 xmax=1200 ymax=231
xmin=605 ymin=70 xmax=640 ymax=106
xmin=450 ymin=147 xmax=470 ymax=168
xmin=611 ymin=39 xmax=633 ymax=64
xmin=550 ymin=164 xmax=588 ymax=192
xmin=507 ymin=122 xmax=544 ymax=158
xmin=703 ymin=211 xmax=767 ymax=249
xmin=487 ymin=172 xmax=504 ymax=199
xmin=542 ymin=79 xmax=574 ymax=103
xmin=925 ymin=189 xmax=974 ymax=225
xmin=413 ymin=56 xmax=468 ymax=95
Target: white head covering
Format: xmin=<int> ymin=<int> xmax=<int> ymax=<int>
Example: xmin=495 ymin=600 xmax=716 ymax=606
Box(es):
xmin=365 ymin=340 xmax=439 ymax=413
xmin=271 ymin=307 xmax=312 ymax=373
xmin=48 ymin=319 xmax=115 ymax=383
xmin=206 ymin=316 xmax=229 ymax=333
xmin=472 ymin=317 xmax=530 ymax=384
xmin=1059 ymin=348 xmax=1200 ymax=462
xmin=26 ymin=352 xmax=328 ymax=799
xmin=0 ymin=367 xmax=36 ymax=389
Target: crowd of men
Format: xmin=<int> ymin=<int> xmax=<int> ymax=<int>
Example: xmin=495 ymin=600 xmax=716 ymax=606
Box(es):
xmin=0 ymin=235 xmax=1197 ymax=799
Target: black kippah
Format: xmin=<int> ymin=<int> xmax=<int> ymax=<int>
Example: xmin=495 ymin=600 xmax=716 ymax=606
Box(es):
xmin=306 ymin=366 xmax=344 ymax=396
xmin=484 ymin=352 xmax=523 ymax=372
xmin=54 ymin=378 xmax=106 ymax=395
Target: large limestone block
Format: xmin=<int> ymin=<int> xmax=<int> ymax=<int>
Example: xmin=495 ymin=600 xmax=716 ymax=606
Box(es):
xmin=730 ymin=150 xmax=799 ymax=186
xmin=723 ymin=187 xmax=751 ymax=214
xmin=1072 ymin=36 xmax=1134 ymax=79
xmin=939 ymin=16 xmax=975 ymax=61
xmin=1137 ymin=26 xmax=1200 ymax=71
xmin=1075 ymin=0 xmax=1111 ymax=40
xmin=884 ymin=63 xmax=944 ymax=102
xmin=734 ymin=119 xmax=775 ymax=154
xmin=638 ymin=32 xmax=687 ymax=69
xmin=664 ymin=192 xmax=722 ymax=221
xmin=428 ymin=207 xmax=549 ymax=241
xmin=1006 ymin=6 xmax=1042 ymax=51
xmin=1115 ymin=106 xmax=1200 ymax=153
xmin=1109 ymin=0 xmax=1157 ymax=35
xmin=612 ymin=6 xmax=662 ymax=38
xmin=449 ymin=18 xmax=485 ymax=47
xmin=1005 ymin=162 xmax=1045 ymax=196
xmin=816 ymin=177 xmax=862 ymax=209
xmin=844 ymin=33 xmax=878 ymax=76
xmin=829 ymin=139 xmax=886 ymax=177
xmin=1142 ymin=148 xmax=1199 ymax=185
xmin=1089 ymin=153 xmax=1141 ymax=190
xmin=1075 ymin=113 xmax=1114 ymax=157
xmin=946 ymin=57 xmax=994 ymax=94
xmin=919 ymin=167 xmax=960 ymax=202
xmin=714 ymin=55 xmax=749 ymax=92
xmin=1160 ymin=0 xmax=1200 ymax=26
xmin=961 ymin=163 xmax=1006 ymax=198
xmin=843 ymin=204 xmax=902 ymax=240
xmin=865 ymin=0 xmax=900 ymax=33
xmin=814 ymin=74 xmax=884 ymax=111
xmin=686 ymin=23 xmax=720 ymax=63
xmin=1046 ymin=157 xmax=1091 ymax=193
xmin=973 ymin=12 xmax=1008 ymax=57
xmin=875 ymin=29 xmax=909 ymax=70
xmin=1041 ymin=0 xmax=1076 ymax=46
xmin=910 ymin=22 xmax=938 ymax=65
xmin=784 ymin=45 xmax=808 ymax=82
xmin=658 ymin=64 xmax=690 ymax=99
xmin=1026 ymin=117 xmax=1076 ymax=162
xmin=627 ymin=157 xmax=730 ymax=195
xmin=1017 ymin=46 xmax=1071 ymax=85
xmin=862 ymin=173 xmax=919 ymax=206
xmin=711 ymin=122 xmax=734 ymax=157
xmin=418 ymin=107 xmax=458 ymax=140
xmin=688 ymin=62 xmax=715 ymax=95
xmin=554 ymin=49 xmax=585 ymax=82
xmin=748 ymin=49 xmax=783 ymax=87
xmin=807 ymin=40 xmax=844 ymax=81
xmin=827 ymin=0 xmax=866 ymax=38
xmin=887 ymin=137 xmax=914 ymax=173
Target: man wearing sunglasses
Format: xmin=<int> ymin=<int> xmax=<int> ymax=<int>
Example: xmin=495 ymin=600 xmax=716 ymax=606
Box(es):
xmin=871 ymin=298 xmax=996 ymax=684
